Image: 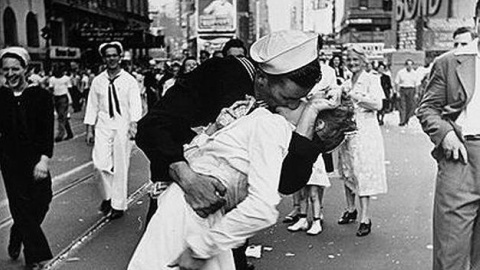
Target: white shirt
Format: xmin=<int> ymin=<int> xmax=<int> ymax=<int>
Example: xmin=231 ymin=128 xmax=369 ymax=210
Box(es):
xmin=344 ymin=70 xmax=385 ymax=113
xmin=49 ymin=75 xmax=72 ymax=96
xmin=416 ymin=65 xmax=431 ymax=83
xmin=84 ymin=69 xmax=142 ymax=130
xmin=185 ymin=108 xmax=293 ymax=258
xmin=28 ymin=74 xmax=43 ymax=86
xmin=310 ymin=63 xmax=337 ymax=94
xmin=395 ymin=68 xmax=419 ymax=88
xmin=80 ymin=74 xmax=90 ymax=92
xmin=162 ymin=78 xmax=176 ymax=96
xmin=455 ymin=39 xmax=480 ymax=135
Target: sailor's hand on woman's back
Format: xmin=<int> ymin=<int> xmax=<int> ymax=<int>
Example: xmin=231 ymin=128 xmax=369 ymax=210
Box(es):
xmin=169 ymin=161 xmax=227 ymax=218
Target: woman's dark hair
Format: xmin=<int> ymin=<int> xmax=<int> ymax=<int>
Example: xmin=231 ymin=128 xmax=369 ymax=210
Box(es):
xmin=267 ymin=59 xmax=321 ymax=90
xmin=222 ymin=38 xmax=247 ymax=57
xmin=328 ymin=54 xmax=343 ymax=68
xmin=313 ymin=102 xmax=356 ymax=153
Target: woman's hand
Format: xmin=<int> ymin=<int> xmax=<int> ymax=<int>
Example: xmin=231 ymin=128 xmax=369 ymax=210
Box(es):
xmin=305 ymin=91 xmax=338 ymax=114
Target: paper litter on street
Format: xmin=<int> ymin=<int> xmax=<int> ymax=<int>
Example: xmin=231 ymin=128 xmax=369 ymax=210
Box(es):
xmin=245 ymin=245 xmax=262 ymax=258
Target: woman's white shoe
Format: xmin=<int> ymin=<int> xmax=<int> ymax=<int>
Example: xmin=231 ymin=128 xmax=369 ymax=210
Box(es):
xmin=287 ymin=218 xmax=309 ymax=232
xmin=306 ymin=220 xmax=323 ymax=235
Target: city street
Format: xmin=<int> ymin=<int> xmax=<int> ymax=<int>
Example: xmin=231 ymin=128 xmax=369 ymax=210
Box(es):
xmin=0 ymin=110 xmax=437 ymax=270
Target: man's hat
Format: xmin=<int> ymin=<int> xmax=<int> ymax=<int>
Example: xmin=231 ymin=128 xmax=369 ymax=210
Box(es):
xmin=250 ymin=30 xmax=318 ymax=75
xmin=98 ymin=41 xmax=124 ymax=57
xmin=0 ymin=47 xmax=30 ymax=67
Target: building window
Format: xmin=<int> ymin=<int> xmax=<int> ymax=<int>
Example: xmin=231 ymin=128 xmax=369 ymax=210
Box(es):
xmin=312 ymin=0 xmax=328 ymax=10
xmin=359 ymin=0 xmax=368 ymax=9
xmin=26 ymin=12 xmax=40 ymax=47
xmin=4 ymin=7 xmax=19 ymax=46
xmin=383 ymin=0 xmax=392 ymax=11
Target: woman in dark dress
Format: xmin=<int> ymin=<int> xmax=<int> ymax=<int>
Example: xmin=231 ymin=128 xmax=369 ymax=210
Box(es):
xmin=0 ymin=47 xmax=54 ymax=270
xmin=329 ymin=54 xmax=345 ymax=86
xmin=376 ymin=63 xmax=393 ymax=125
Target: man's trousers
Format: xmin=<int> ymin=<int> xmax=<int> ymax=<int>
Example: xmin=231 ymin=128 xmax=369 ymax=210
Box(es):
xmin=1 ymin=160 xmax=53 ymax=265
xmin=93 ymin=127 xmax=133 ymax=211
xmin=433 ymin=140 xmax=480 ymax=270
xmin=399 ymin=87 xmax=416 ymax=125
xmin=53 ymin=94 xmax=69 ymax=140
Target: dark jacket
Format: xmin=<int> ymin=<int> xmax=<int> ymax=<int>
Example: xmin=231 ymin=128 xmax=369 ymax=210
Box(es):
xmin=0 ymin=85 xmax=54 ymax=167
xmin=416 ymin=44 xmax=475 ymax=159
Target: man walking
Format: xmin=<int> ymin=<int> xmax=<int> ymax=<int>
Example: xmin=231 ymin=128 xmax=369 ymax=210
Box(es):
xmin=84 ymin=42 xmax=142 ymax=219
xmin=417 ymin=2 xmax=480 ymax=269
xmin=395 ymin=59 xmax=419 ymax=126
xmin=0 ymin=47 xmax=54 ymax=270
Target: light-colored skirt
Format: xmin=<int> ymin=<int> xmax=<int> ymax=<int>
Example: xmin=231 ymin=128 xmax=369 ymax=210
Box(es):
xmin=128 ymin=184 xmax=235 ymax=270
xmin=306 ymin=154 xmax=331 ymax=187
xmin=337 ymin=111 xmax=387 ymax=196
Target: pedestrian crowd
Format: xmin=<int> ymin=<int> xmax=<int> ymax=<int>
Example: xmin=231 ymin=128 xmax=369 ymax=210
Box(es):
xmin=1 ymin=3 xmax=480 ymax=269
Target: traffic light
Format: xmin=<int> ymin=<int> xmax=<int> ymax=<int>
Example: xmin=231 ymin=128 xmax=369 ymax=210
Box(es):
xmin=41 ymin=26 xmax=50 ymax=40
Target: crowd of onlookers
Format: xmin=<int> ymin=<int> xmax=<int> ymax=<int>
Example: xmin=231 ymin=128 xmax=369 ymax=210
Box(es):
xmin=3 ymin=20 xmax=480 ymax=269
xmin=0 ymin=38 xmax=251 ymax=144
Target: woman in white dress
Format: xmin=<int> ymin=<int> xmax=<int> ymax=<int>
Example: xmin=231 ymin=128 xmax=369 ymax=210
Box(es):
xmin=336 ymin=45 xmax=387 ymax=237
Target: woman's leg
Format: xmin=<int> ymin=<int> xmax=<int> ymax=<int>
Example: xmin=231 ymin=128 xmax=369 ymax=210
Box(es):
xmin=308 ymin=186 xmax=322 ymax=220
xmin=338 ymin=183 xmax=357 ymax=224
xmin=283 ymin=190 xmax=302 ymax=223
xmin=359 ymin=196 xmax=371 ymax=223
xmin=288 ymin=187 xmax=309 ymax=231
xmin=307 ymin=186 xmax=323 ymax=235
xmin=344 ymin=184 xmax=356 ymax=212
xmin=357 ymin=196 xmax=372 ymax=237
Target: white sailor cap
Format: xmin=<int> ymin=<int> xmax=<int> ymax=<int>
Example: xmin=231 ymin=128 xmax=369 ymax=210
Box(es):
xmin=98 ymin=41 xmax=124 ymax=57
xmin=0 ymin=47 xmax=30 ymax=67
xmin=250 ymin=30 xmax=318 ymax=75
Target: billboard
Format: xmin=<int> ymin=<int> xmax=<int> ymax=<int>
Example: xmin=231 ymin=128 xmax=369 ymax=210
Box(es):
xmin=197 ymin=0 xmax=236 ymax=32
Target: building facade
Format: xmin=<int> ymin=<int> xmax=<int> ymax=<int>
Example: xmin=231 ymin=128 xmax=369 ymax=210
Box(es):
xmin=46 ymin=0 xmax=151 ymax=67
xmin=2 ymin=0 xmax=152 ymax=69
xmin=396 ymin=0 xmax=476 ymax=58
xmin=1 ymin=0 xmax=48 ymax=66
xmin=175 ymin=0 xmax=269 ymax=59
xmin=290 ymin=0 xmax=333 ymax=34
xmin=337 ymin=0 xmax=393 ymax=45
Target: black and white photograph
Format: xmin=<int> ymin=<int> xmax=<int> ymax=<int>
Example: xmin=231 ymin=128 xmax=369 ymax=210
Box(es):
xmin=0 ymin=0 xmax=479 ymax=270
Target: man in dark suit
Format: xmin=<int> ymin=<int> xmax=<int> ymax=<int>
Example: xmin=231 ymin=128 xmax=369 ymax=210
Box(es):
xmin=416 ymin=2 xmax=480 ymax=269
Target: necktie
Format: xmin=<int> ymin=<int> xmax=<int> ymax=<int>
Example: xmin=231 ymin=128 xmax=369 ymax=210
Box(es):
xmin=108 ymin=75 xmax=121 ymax=118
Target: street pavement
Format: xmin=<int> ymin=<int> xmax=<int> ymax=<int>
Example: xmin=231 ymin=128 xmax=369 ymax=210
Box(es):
xmin=0 ymin=110 xmax=437 ymax=270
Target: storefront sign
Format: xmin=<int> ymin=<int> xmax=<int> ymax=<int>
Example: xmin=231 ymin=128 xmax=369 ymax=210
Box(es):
xmin=197 ymin=0 xmax=236 ymax=32
xmin=347 ymin=18 xmax=373 ymax=24
xmin=396 ymin=0 xmax=442 ymax=22
xmin=49 ymin=46 xmax=81 ymax=59
xmin=345 ymin=43 xmax=385 ymax=59
xmin=77 ymin=30 xmax=145 ymax=47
